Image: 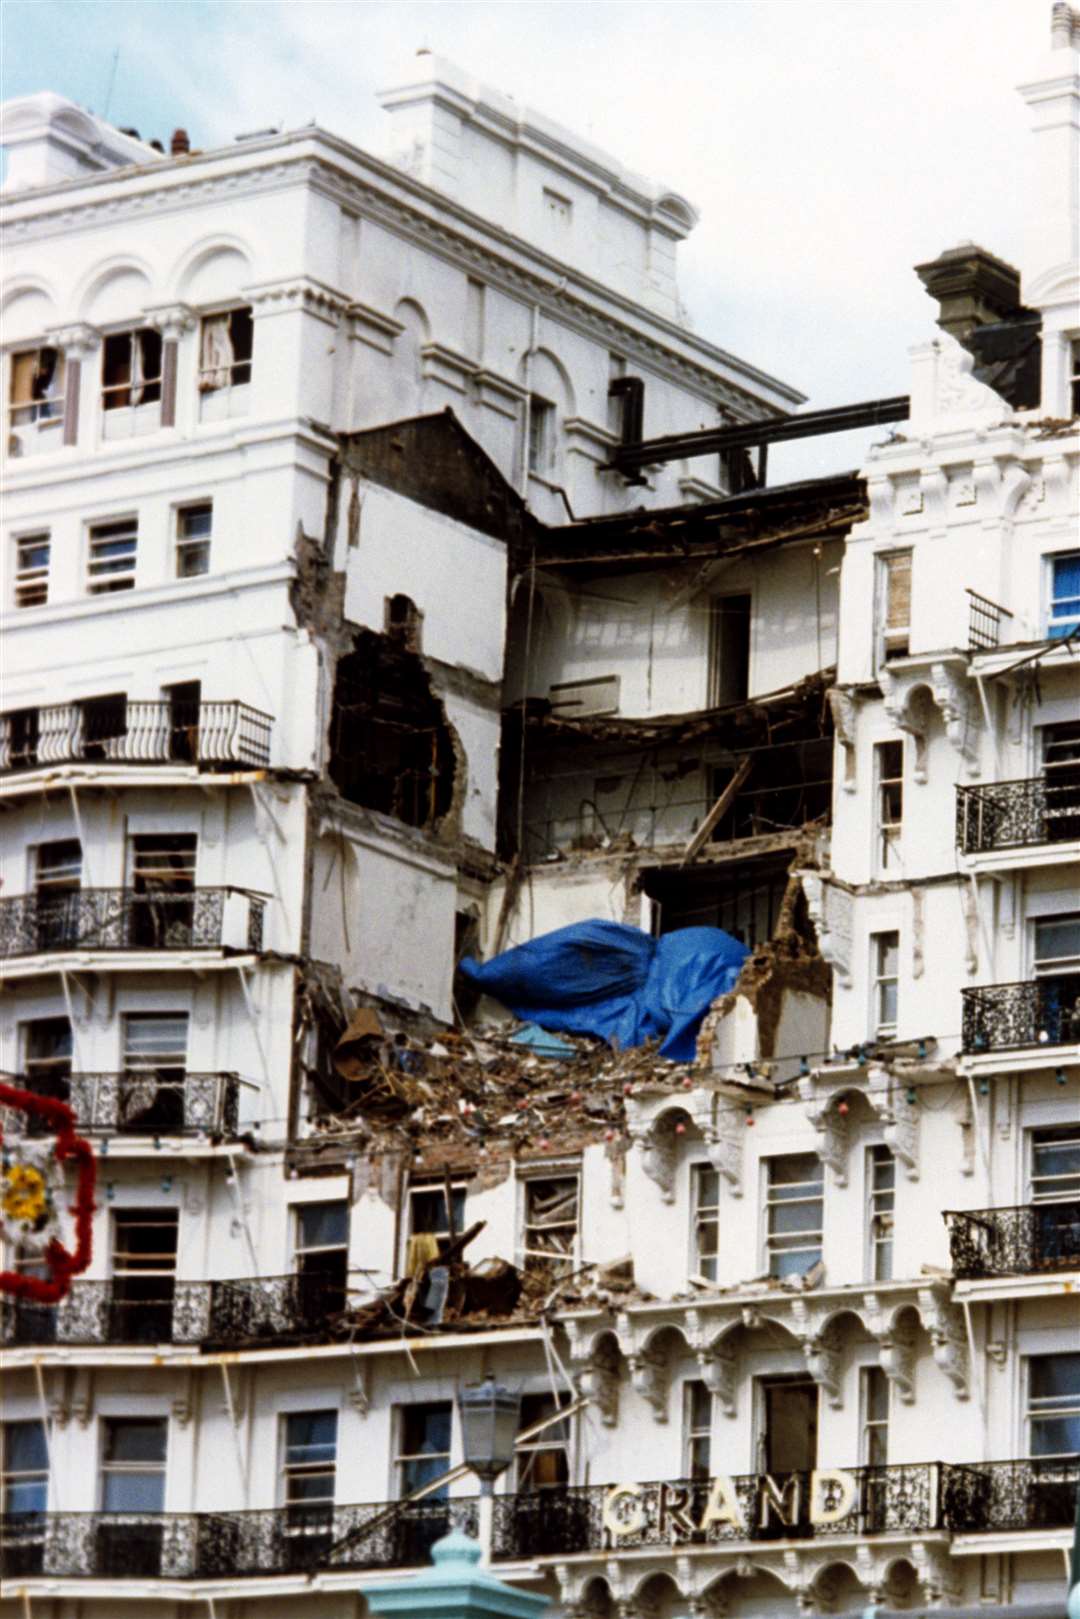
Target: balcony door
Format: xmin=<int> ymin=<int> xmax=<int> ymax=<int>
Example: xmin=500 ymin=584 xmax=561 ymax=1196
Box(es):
xmin=97 ymin=1417 xmax=167 ymax=1576
xmin=120 ymin=1013 xmax=189 ymax=1134
xmin=109 ymin=1209 xmax=179 ymax=1343
xmin=127 ymin=834 xmax=196 ymax=948
xmin=33 ymin=839 xmax=81 ymax=950
xmin=755 ymin=1376 xmax=818 ymax=1539
xmin=165 ymin=680 xmax=201 ymax=764
xmin=1042 ymin=721 xmax=1080 ymax=843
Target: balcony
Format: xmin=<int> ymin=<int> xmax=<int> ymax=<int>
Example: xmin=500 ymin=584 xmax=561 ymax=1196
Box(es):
xmin=956 ymin=776 xmax=1080 ymax=855
xmin=0 ymin=1498 xmax=479 ymax=1581
xmin=4 ymin=1463 xmax=1075 ymax=1582
xmin=945 ymin=1203 xmax=1080 ymax=1279
xmin=0 ymin=887 xmax=265 ymax=961
xmin=3 ymin=1071 xmax=240 ymax=1139
xmin=966 ymin=589 xmax=1013 ymax=653
xmin=961 ymin=976 xmax=1080 ymax=1052
xmin=0 ymin=699 xmax=272 ymax=776
xmin=1 ymin=1272 xmax=343 ymax=1350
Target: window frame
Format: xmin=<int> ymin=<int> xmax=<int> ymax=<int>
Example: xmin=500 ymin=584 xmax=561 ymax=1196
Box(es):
xmin=87 ymin=515 xmax=138 ymax=595
xmin=8 ymin=346 xmax=66 ymax=442
xmin=872 ymin=930 xmax=900 ymax=1037
xmin=866 ymin=1144 xmax=896 ymax=1282
xmin=394 ymin=1401 xmax=453 ymax=1501
xmin=14 ymin=531 xmax=50 ymax=609
xmin=860 ymin=1365 xmax=890 ymax=1466
xmin=526 ymin=395 xmax=555 ymax=475
xmin=279 ymin=1408 xmax=338 ymax=1514
xmin=1029 ymin=1125 xmax=1080 ymax=1204
xmin=763 ymin=1152 xmax=825 ymax=1279
xmin=874 ymin=740 xmax=904 ymax=872
xmin=175 ymin=501 xmax=212 ymax=579
xmin=1025 ymin=1352 xmax=1080 ymax=1459
xmin=514 ymin=1391 xmax=572 ymax=1493
xmin=520 ymin=1168 xmax=580 ymax=1280
xmin=876 ymin=549 xmax=913 ymax=667
xmin=197 ymin=306 xmax=254 ymax=397
xmin=1 ymin=1418 xmax=50 ymax=1517
xmin=1032 ymin=913 xmax=1080 ymax=976
xmin=683 ymin=1378 xmax=713 ymax=1481
xmin=100 ymin=327 xmax=164 ymax=432
xmin=98 ymin=1415 xmax=168 ymax=1511
xmin=691 ymin=1162 xmax=721 ymax=1282
xmin=1047 ymin=551 xmax=1080 ymax=641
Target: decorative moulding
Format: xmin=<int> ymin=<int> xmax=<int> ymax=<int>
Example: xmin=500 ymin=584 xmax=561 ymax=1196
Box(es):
xmin=347 ymin=300 xmax=404 ymax=355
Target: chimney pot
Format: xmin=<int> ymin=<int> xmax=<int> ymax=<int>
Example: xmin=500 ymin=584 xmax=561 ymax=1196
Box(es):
xmin=170 ymin=128 xmax=190 ymax=156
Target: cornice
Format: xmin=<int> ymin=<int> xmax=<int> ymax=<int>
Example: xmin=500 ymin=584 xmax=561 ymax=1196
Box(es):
xmin=2 ymin=135 xmax=799 ymax=416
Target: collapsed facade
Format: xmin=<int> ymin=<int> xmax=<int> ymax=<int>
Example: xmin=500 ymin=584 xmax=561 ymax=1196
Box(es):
xmin=0 ymin=15 xmax=1077 ymax=1619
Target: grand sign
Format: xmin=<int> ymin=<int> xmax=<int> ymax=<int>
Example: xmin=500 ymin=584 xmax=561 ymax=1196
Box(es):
xmin=602 ymin=1470 xmax=859 ymax=1541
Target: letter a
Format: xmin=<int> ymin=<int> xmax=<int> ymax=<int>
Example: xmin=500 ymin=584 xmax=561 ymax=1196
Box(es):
xmin=700 ymin=1474 xmax=746 ymax=1533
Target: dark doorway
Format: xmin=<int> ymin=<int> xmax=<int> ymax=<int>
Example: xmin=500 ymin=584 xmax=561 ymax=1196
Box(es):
xmin=710 ymin=594 xmax=751 ymax=706
xmin=760 ymin=1376 xmax=818 ymax=1474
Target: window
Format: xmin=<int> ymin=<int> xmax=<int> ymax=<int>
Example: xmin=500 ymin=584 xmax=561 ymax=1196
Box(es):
xmin=515 ymin=1392 xmax=571 ymax=1492
xmin=101 ymin=328 xmax=163 ymax=434
xmin=33 ymin=839 xmax=81 ymax=950
xmin=23 ymin=1017 xmax=73 ymax=1102
xmin=80 ymin=692 xmax=128 ymax=760
xmin=121 ymin=1013 xmax=189 ymax=1132
xmin=87 ymin=517 xmax=137 ymax=594
xmin=873 ymin=931 xmax=900 ymax=1036
xmin=867 ymin=1145 xmax=895 ymax=1281
xmin=294 ymin=1200 xmax=349 ymax=1319
xmin=861 ymin=1366 xmax=890 ymax=1465
xmin=128 ymin=833 xmax=197 ymax=948
xmin=409 ymin=1182 xmax=465 ymax=1237
xmin=176 ymin=503 xmax=212 ymax=578
xmin=9 ymin=347 xmax=65 ymax=453
xmin=1031 ymin=1126 xmax=1080 ymax=1203
xmin=1072 ymin=337 xmax=1080 ymax=418
xmin=692 ymin=1163 xmax=721 ymax=1281
xmin=385 ymin=593 xmax=423 ymax=653
xmin=1042 ymin=721 xmax=1080 ymax=844
xmin=2 ymin=1420 xmax=48 ymax=1514
xmin=760 ymin=1376 xmax=818 ymax=1473
xmin=198 ymin=307 xmax=253 ymax=419
xmin=709 ymin=594 xmax=752 ymax=707
xmin=100 ymin=1417 xmax=167 ymax=1509
xmin=14 ymin=532 xmax=49 ymax=608
xmin=765 ymin=1154 xmax=824 ymax=1278
xmin=875 ymin=741 xmax=903 ymax=870
xmin=396 ymin=1402 xmax=452 ymax=1498
xmin=878 ymin=551 xmax=912 ymax=662
xmin=1048 ymin=553 xmax=1080 ymax=640
xmin=522 ymin=1174 xmax=579 ymax=1279
xmin=684 ymin=1380 xmax=712 ymax=1481
xmin=1 ymin=1420 xmax=48 ymax=1575
xmin=281 ymin=1410 xmax=337 ymax=1520
xmin=1027 ymin=1353 xmax=1080 ymax=1457
xmin=527 ymin=395 xmax=554 ymax=474
xmin=110 ymin=1209 xmax=178 ymax=1343
xmin=1034 ymin=914 xmax=1080 ymax=975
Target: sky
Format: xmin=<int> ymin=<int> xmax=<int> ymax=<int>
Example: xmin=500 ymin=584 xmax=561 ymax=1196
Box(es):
xmin=1 ymin=0 xmax=1055 ymax=483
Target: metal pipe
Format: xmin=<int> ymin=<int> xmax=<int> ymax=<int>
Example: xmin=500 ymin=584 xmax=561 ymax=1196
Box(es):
xmin=520 ymin=303 xmax=540 ymax=499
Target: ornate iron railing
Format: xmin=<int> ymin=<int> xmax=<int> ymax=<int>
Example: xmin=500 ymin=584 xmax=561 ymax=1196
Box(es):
xmin=4 ymin=1463 xmax=1077 ymax=1580
xmin=202 ymin=1271 xmax=347 ymax=1347
xmin=956 ymin=775 xmax=1080 ymax=853
xmin=0 ymin=699 xmax=272 ymax=775
xmin=2 ymin=1071 xmax=240 ymax=1138
xmin=945 ymin=1202 xmax=1080 ymax=1279
xmin=962 ymin=976 xmax=1080 ymax=1052
xmin=0 ymin=1280 xmax=213 ymax=1348
xmin=942 ymin=1458 xmax=1080 ymax=1534
xmin=0 ymin=1499 xmax=479 ymax=1580
xmin=0 ymin=887 xmax=265 ymax=958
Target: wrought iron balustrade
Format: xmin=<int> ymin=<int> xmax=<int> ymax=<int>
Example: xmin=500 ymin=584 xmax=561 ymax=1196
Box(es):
xmin=942 ymin=1458 xmax=1080 ymax=1534
xmin=0 ymin=1499 xmax=480 ymax=1581
xmin=0 ymin=887 xmax=267 ymax=958
xmin=203 ymin=1271 xmax=347 ymax=1347
xmin=3 ymin=1070 xmax=240 ymax=1138
xmin=956 ymin=776 xmax=1080 ymax=853
xmin=962 ymin=976 xmax=1080 ymax=1052
xmin=946 ymin=1202 xmax=1080 ymax=1279
xmin=0 ymin=1279 xmax=212 ymax=1348
xmin=966 ymin=588 xmax=1013 ymax=652
xmin=0 ymin=698 xmax=272 ymax=775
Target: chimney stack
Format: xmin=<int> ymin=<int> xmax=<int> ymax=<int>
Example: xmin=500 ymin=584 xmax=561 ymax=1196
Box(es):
xmin=170 ymin=128 xmax=190 ymax=156
xmin=914 ymin=242 xmax=1025 ymax=344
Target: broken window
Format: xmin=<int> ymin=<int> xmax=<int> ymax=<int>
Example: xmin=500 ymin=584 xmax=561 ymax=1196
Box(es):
xmin=14 ymin=532 xmax=50 ymax=608
xmin=709 ymin=593 xmax=751 ymax=707
xmin=875 ymin=740 xmax=903 ymax=871
xmin=642 ymin=852 xmax=793 ymax=950
xmin=101 ymin=329 xmax=162 ymax=436
xmin=867 ymin=1144 xmax=895 ymax=1281
xmin=109 ymin=1208 xmax=178 ymax=1343
xmin=684 ymin=1380 xmax=712 ymax=1481
xmin=872 ymin=931 xmax=900 ymax=1037
xmin=1042 ymin=721 xmax=1080 ymax=844
xmin=80 ymin=692 xmax=128 ymax=760
xmin=128 ymin=833 xmax=197 ymax=948
xmin=328 ymin=628 xmax=456 ymax=831
xmin=765 ymin=1154 xmax=824 ymax=1279
xmin=22 ymin=1016 xmax=73 ymax=1105
xmin=521 ymin=1174 xmax=579 ymax=1280
xmin=121 ymin=1013 xmax=189 ymax=1134
xmin=692 ymin=1163 xmax=721 ymax=1281
xmin=405 ymin=1182 xmax=466 ymax=1276
xmin=384 ymin=593 xmax=423 ymax=653
xmin=878 ymin=551 xmax=912 ymax=663
xmin=199 ymin=307 xmax=253 ymax=389
xmin=9 ymin=347 xmax=65 ymax=453
xmin=87 ymin=517 xmax=138 ymax=594
xmin=34 ymin=839 xmax=82 ymax=951
xmin=515 ymin=1392 xmax=571 ymax=1492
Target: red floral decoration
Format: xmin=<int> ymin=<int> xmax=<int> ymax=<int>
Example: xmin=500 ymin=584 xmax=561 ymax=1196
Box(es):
xmin=0 ymin=1081 xmax=96 ymax=1304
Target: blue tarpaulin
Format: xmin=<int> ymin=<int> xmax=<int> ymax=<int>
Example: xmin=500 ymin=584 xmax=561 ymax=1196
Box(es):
xmin=459 ymin=919 xmax=750 ymax=1062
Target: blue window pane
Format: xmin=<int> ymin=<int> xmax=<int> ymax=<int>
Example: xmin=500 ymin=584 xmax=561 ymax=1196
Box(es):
xmin=102 ymin=1470 xmax=166 ymax=1511
xmin=285 ymin=1410 xmax=337 ymax=1465
xmin=5 ymin=1421 xmax=47 ymax=1472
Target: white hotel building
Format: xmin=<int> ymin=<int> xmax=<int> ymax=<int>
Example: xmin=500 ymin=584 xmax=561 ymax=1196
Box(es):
xmin=0 ymin=11 xmax=1077 ymax=1618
